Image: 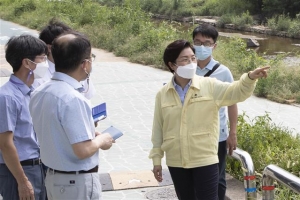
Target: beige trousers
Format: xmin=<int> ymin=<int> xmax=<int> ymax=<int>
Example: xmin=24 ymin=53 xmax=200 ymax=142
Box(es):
xmin=45 ymin=169 xmax=102 ymax=200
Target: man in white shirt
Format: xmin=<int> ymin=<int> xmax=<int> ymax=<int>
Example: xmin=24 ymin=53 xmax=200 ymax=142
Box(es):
xmin=30 ymin=32 xmax=113 ymax=199
xmin=33 ymin=19 xmax=95 ymax=99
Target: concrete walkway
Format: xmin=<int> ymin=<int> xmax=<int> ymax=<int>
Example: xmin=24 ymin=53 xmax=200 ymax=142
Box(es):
xmin=1 ymin=19 xmax=300 ymax=199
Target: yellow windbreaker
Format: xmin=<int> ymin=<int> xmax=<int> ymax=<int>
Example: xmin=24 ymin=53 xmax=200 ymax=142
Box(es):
xmin=149 ymin=73 xmax=256 ymax=168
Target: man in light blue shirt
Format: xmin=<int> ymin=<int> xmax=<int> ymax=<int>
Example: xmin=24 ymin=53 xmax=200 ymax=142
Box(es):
xmin=30 ymin=32 xmax=114 ymax=199
xmin=32 ymin=18 xmax=95 ymax=100
xmin=0 ymin=35 xmax=47 ymax=200
xmin=193 ymin=24 xmax=238 ymax=200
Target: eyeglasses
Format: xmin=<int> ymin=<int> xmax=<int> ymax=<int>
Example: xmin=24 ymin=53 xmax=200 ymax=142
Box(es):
xmin=91 ymin=54 xmax=96 ymax=62
xmin=176 ymin=56 xmax=197 ymax=64
xmin=28 ymin=55 xmax=47 ymax=64
xmin=193 ymin=41 xmax=215 ymax=47
xmin=35 ymin=55 xmax=47 ymax=61
xmin=83 ymin=53 xmax=96 ymax=63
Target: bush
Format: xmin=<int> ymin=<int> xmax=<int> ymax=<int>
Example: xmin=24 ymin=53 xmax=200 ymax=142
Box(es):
xmin=277 ymin=14 xmax=291 ymax=31
xmin=288 ymin=20 xmax=300 ymax=38
xmin=227 ymin=113 xmax=300 ymax=199
xmin=216 ymin=14 xmax=233 ymax=28
xmin=213 ymin=37 xmax=266 ymax=77
xmin=13 ymin=0 xmax=36 ymax=16
xmin=267 ymin=17 xmax=278 ymax=32
xmin=231 ymin=11 xmax=253 ymax=29
xmin=267 ymin=14 xmax=291 ymax=32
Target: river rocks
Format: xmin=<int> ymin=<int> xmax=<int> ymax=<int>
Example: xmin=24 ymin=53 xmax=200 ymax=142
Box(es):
xmin=196 ymin=18 xmax=217 ymax=26
xmin=247 ymin=38 xmax=260 ymax=47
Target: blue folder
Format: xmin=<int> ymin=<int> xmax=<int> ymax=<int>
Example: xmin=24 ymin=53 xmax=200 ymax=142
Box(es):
xmin=92 ymin=102 xmax=107 ymax=122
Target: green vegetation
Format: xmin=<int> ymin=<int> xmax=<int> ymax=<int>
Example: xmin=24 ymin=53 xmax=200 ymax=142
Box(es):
xmin=227 ymin=113 xmax=300 ymax=199
xmin=99 ymin=0 xmax=300 ymax=38
xmin=0 ymin=0 xmax=299 ymax=103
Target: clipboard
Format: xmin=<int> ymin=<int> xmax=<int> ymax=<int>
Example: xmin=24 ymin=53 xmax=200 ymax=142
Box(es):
xmin=102 ymin=126 xmax=123 ymax=140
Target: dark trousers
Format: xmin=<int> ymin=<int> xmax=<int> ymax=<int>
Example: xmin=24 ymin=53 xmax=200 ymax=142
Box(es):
xmin=168 ymin=163 xmax=219 ymax=200
xmin=0 ymin=163 xmax=46 ymax=200
xmin=218 ymin=141 xmax=227 ymax=200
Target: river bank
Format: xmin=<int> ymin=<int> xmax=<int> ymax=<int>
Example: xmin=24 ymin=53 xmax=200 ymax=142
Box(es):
xmin=152 ymin=14 xmax=300 ymax=40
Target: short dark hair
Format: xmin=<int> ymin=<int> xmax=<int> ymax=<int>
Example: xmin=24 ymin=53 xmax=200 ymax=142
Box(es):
xmin=163 ymin=39 xmax=195 ymax=73
xmin=52 ymin=32 xmax=91 ymax=73
xmin=39 ymin=18 xmax=72 ymax=45
xmin=192 ymin=23 xmax=219 ymax=43
xmin=5 ymin=35 xmax=47 ymax=72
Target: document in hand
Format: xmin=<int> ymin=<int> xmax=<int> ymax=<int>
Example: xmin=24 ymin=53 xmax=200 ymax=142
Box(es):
xmin=92 ymin=103 xmax=107 ymax=122
xmin=102 ymin=126 xmax=123 ymax=140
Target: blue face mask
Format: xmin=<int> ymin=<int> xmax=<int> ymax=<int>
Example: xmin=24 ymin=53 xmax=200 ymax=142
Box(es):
xmin=194 ymin=45 xmax=213 ymax=61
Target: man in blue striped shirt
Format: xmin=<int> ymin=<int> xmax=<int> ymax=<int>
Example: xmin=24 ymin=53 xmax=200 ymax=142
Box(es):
xmin=0 ymin=35 xmax=48 ymax=200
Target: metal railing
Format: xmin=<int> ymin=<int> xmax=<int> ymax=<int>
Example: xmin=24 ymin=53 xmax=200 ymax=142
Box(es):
xmin=262 ymin=164 xmax=300 ymax=200
xmin=230 ymin=148 xmax=257 ymax=199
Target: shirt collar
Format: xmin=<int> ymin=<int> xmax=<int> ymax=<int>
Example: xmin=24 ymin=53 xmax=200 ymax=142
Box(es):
xmin=9 ymin=74 xmax=32 ymax=96
xmin=51 ymin=72 xmax=84 ymax=91
xmin=165 ymin=75 xmax=193 ymax=91
xmin=47 ymin=59 xmax=55 ymax=74
xmin=172 ymin=76 xmax=192 ymax=89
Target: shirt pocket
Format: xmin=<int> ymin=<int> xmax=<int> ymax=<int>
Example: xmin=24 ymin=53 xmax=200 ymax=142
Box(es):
xmin=189 ymin=96 xmax=213 ymax=103
xmin=161 ymin=135 xmax=179 ymax=161
xmin=188 ymin=131 xmax=217 ymax=161
xmin=161 ymin=102 xmax=179 ymax=119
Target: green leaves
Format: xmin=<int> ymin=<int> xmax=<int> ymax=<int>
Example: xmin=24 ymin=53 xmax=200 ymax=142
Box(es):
xmin=227 ymin=113 xmax=300 ymax=199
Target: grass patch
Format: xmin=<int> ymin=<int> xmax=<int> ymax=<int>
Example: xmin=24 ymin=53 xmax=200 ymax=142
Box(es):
xmin=227 ymin=113 xmax=300 ymax=199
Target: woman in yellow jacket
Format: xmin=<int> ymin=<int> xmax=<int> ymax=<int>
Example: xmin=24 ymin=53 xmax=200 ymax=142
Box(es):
xmin=149 ymin=39 xmax=269 ymax=200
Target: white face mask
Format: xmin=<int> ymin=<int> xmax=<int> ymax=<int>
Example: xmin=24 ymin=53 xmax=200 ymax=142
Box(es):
xmin=81 ymin=61 xmax=93 ymax=93
xmin=27 ymin=59 xmax=49 ymax=79
xmin=176 ymin=62 xmax=197 ymax=79
xmin=194 ymin=45 xmax=213 ymax=60
xmin=26 ymin=60 xmax=49 ymax=82
xmin=34 ymin=61 xmax=49 ymax=79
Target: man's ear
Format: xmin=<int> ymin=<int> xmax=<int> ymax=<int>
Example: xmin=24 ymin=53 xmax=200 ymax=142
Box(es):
xmin=21 ymin=58 xmax=30 ymax=68
xmin=81 ymin=60 xmax=88 ymax=71
xmin=213 ymin=43 xmax=217 ymax=50
xmin=47 ymin=44 xmax=52 ymax=55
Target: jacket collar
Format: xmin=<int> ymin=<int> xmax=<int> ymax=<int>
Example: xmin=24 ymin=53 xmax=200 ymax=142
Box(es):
xmin=166 ymin=75 xmax=201 ymax=91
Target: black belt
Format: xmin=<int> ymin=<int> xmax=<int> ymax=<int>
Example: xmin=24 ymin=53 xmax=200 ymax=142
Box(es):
xmin=20 ymin=158 xmax=42 ymax=166
xmin=49 ymin=165 xmax=98 ymax=174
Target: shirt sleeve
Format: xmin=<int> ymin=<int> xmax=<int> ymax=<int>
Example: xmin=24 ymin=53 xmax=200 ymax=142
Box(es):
xmin=149 ymin=92 xmax=164 ymax=166
xmin=0 ymin=95 xmax=18 ymax=133
xmin=213 ymin=73 xmax=257 ymax=107
xmin=61 ymin=97 xmax=94 ymax=144
xmin=222 ymin=66 xmax=234 ymax=83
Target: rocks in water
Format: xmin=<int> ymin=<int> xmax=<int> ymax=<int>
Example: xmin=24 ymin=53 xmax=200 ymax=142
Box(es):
xmin=247 ymin=38 xmax=260 ymax=47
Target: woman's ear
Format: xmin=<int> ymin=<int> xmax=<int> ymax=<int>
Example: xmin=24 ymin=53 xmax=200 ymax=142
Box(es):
xmin=168 ymin=61 xmax=177 ymax=72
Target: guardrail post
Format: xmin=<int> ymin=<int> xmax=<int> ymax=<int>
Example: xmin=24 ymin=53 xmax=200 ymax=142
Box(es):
xmin=262 ymin=164 xmax=300 ymax=200
xmin=231 ymin=148 xmax=257 ymax=199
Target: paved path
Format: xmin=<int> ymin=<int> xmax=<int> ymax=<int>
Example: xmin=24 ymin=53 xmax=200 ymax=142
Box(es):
xmin=1 ymin=19 xmax=300 ymax=199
